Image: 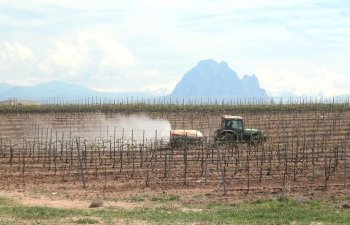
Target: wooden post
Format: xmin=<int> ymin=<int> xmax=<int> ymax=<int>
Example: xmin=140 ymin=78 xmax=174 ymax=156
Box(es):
xmin=217 ymin=144 xmax=227 ymax=195
xmin=204 ymin=143 xmax=209 ymax=185
xmin=246 ymin=142 xmax=251 ymax=194
xmin=76 ymin=138 xmax=86 ymax=189
xmin=184 ymin=134 xmax=188 ymax=185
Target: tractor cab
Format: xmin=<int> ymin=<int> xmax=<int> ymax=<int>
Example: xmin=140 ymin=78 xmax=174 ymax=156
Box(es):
xmin=215 ymin=115 xmax=245 ymax=141
xmin=221 ymin=116 xmax=244 ymax=132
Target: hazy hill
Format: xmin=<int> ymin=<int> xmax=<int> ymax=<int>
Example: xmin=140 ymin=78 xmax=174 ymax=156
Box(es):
xmin=0 ymin=80 xmax=155 ymax=101
xmin=0 ymin=82 xmax=14 ymax=94
xmin=171 ymin=59 xmax=267 ymax=98
xmin=0 ymin=81 xmax=94 ymax=101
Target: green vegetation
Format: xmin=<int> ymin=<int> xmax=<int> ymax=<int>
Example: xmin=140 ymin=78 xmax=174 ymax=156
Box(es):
xmin=150 ymin=194 xmax=180 ymax=202
xmin=125 ymin=195 xmax=146 ymax=202
xmin=1 ymin=101 xmax=350 ymax=114
xmin=75 ymin=217 xmax=100 ymax=224
xmin=0 ymin=195 xmax=350 ymax=224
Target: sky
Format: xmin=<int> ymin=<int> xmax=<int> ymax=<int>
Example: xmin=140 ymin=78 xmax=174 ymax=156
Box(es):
xmin=0 ymin=0 xmax=349 ymax=97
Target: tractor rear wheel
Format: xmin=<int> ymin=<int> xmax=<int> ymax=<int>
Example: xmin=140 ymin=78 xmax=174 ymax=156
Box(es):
xmin=216 ymin=132 xmax=237 ymax=143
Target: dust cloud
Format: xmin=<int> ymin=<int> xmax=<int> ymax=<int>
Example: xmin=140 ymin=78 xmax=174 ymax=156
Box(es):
xmin=2 ymin=113 xmax=172 ymax=145
xmin=100 ymin=114 xmax=171 ymax=143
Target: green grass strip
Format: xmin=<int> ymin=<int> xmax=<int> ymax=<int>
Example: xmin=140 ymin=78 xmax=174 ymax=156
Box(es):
xmin=0 ymin=196 xmax=349 ymax=224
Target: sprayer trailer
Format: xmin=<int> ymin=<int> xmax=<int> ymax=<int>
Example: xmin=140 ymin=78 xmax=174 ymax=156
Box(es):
xmin=170 ymin=129 xmax=204 ymax=146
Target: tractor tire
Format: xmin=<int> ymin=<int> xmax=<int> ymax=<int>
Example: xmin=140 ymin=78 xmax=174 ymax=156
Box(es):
xmin=216 ymin=132 xmax=237 ymax=143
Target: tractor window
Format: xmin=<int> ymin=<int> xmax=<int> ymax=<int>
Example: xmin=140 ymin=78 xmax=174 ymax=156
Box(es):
xmin=237 ymin=120 xmax=243 ymax=130
xmin=227 ymin=120 xmax=243 ymax=131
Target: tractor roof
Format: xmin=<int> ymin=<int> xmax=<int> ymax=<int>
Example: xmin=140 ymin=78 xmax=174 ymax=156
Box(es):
xmin=222 ymin=115 xmax=243 ymax=120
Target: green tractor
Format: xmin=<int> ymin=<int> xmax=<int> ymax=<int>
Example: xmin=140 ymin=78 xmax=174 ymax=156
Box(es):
xmin=214 ymin=115 xmax=266 ymax=143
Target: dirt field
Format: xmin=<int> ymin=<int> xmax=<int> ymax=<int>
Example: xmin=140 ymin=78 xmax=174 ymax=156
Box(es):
xmin=0 ymin=108 xmax=350 ymax=203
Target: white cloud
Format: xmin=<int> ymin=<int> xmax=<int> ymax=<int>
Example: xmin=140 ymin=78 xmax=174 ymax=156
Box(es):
xmin=38 ymin=31 xmax=137 ymax=81
xmin=0 ymin=41 xmax=37 ymax=84
xmin=136 ymin=81 xmax=177 ymax=95
xmin=0 ymin=41 xmax=34 ymax=62
xmin=141 ymin=69 xmax=159 ymax=78
xmin=38 ymin=41 xmax=89 ymax=79
xmin=256 ymin=59 xmax=349 ymax=97
xmin=0 ymin=32 xmax=172 ymax=95
xmin=2 ymin=0 xmax=125 ymax=11
xmin=0 ymin=31 xmax=138 ymax=86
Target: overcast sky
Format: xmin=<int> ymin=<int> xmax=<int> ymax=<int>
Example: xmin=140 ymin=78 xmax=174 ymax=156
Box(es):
xmin=0 ymin=0 xmax=349 ymax=96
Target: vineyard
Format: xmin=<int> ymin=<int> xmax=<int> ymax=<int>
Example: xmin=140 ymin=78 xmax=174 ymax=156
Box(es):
xmin=0 ymin=101 xmax=350 ymax=198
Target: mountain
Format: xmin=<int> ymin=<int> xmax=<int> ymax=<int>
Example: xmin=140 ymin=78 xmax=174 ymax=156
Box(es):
xmin=0 ymin=81 xmax=95 ymax=101
xmin=0 ymin=80 xmax=156 ymax=101
xmin=171 ymin=59 xmax=267 ymax=98
xmin=0 ymin=82 xmax=14 ymax=95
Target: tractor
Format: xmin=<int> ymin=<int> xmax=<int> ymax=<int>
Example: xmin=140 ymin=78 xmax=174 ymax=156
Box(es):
xmin=214 ymin=115 xmax=266 ymax=142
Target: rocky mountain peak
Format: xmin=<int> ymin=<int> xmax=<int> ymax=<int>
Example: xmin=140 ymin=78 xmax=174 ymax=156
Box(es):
xmin=171 ymin=59 xmax=267 ymax=98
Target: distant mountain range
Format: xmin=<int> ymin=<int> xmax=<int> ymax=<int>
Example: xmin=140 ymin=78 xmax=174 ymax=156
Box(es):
xmin=0 ymin=59 xmax=268 ymax=101
xmin=171 ymin=59 xmax=267 ymax=98
xmin=0 ymin=83 xmax=13 ymax=94
xmin=0 ymin=81 xmax=156 ymax=102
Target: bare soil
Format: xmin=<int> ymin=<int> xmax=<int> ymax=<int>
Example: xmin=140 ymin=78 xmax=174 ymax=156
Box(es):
xmin=0 ymin=110 xmax=350 ymax=204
